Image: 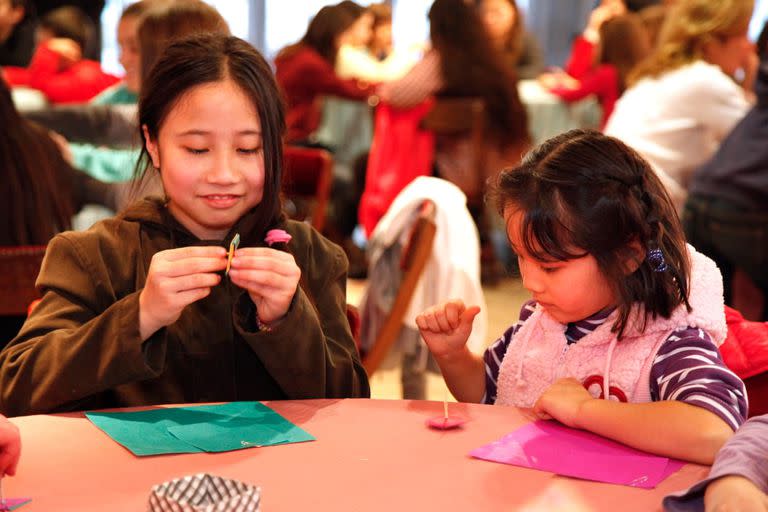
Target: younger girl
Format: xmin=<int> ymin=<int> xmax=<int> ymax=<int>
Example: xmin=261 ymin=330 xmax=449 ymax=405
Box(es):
xmin=416 ymin=129 xmax=747 ymax=464
xmin=0 ymin=33 xmax=369 ymax=416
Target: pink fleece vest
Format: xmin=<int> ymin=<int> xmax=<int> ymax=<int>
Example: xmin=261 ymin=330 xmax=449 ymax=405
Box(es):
xmin=496 ymin=245 xmax=728 ymax=407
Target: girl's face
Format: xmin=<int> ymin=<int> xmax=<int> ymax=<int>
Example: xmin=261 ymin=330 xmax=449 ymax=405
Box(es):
xmin=145 ymin=79 xmax=265 ymax=241
xmin=505 ymin=207 xmax=616 ymax=323
xmin=479 ymin=0 xmax=516 ymax=42
xmin=339 ymin=13 xmax=373 ymax=48
xmin=117 ymin=15 xmax=140 ymax=93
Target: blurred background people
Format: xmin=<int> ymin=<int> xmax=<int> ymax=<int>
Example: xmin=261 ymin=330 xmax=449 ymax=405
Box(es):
xmin=606 ymin=0 xmax=755 ymax=203
xmin=476 ymin=0 xmax=544 ymax=80
xmin=275 ymin=3 xmax=376 ymax=145
xmin=0 ymin=0 xmax=34 ymax=67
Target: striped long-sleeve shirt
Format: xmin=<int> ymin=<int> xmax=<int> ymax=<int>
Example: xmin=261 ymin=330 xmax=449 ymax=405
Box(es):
xmin=482 ymin=301 xmax=748 ymax=431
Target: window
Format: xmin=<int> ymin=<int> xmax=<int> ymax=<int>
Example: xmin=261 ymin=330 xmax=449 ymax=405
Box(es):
xmin=100 ymin=0 xmax=251 ymax=77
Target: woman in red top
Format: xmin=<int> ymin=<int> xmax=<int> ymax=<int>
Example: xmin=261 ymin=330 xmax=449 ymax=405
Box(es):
xmin=274 ymin=3 xmax=375 ymax=143
xmin=540 ymin=10 xmax=650 ymax=128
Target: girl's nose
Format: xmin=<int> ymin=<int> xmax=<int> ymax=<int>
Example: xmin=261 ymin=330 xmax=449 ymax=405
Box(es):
xmin=519 ymin=260 xmax=544 ymax=294
xmin=207 ymin=151 xmax=239 ymax=183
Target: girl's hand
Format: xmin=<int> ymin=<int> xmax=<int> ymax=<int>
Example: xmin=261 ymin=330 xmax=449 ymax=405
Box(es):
xmin=533 ymin=378 xmax=594 ymax=427
xmin=45 ymin=38 xmax=82 ymax=66
xmin=139 ymin=246 xmax=226 ymax=339
xmin=0 ymin=417 xmax=20 ymax=477
xmin=228 ymin=247 xmax=301 ymax=325
xmin=705 ymin=475 xmax=768 ymax=512
xmin=415 ymin=299 xmax=480 ymax=359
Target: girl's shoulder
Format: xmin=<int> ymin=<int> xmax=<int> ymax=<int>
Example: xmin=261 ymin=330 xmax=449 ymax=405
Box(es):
xmin=283 ymin=219 xmax=346 ymax=277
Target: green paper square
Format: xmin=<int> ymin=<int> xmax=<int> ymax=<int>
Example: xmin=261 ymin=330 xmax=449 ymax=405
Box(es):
xmin=86 ymin=402 xmax=313 ymax=456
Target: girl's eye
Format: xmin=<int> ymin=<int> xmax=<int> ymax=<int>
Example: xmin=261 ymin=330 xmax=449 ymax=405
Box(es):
xmin=238 ymin=147 xmax=262 ymax=155
xmin=541 ymin=265 xmax=561 ymax=274
xmin=186 ymin=147 xmax=208 ymax=155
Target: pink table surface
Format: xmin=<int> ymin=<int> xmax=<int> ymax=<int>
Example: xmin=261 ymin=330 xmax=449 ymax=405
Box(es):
xmin=6 ymin=399 xmax=708 ymax=511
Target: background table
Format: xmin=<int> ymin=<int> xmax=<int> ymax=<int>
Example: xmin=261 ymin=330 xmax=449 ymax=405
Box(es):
xmin=7 ymin=399 xmax=707 ymax=511
xmin=518 ymin=79 xmax=602 ymax=145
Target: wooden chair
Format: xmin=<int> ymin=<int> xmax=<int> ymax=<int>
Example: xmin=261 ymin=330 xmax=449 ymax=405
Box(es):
xmin=421 ymin=97 xmax=500 ymax=284
xmin=362 ymin=200 xmax=437 ymax=376
xmin=0 ymin=245 xmax=47 ymax=316
xmin=282 ymin=145 xmax=334 ymax=232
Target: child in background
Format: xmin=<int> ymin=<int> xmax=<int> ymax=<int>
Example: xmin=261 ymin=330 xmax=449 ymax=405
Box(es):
xmin=69 ymin=0 xmax=231 ymax=184
xmin=0 ymin=33 xmax=369 ymax=417
xmin=416 ymin=129 xmax=747 ymax=465
xmin=3 ymin=6 xmax=119 ymax=103
xmin=91 ymin=1 xmax=152 ymax=105
xmin=539 ymin=11 xmax=650 ymax=127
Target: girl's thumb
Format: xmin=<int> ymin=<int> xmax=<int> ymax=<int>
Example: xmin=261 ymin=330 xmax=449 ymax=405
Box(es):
xmin=461 ymin=305 xmax=481 ymax=326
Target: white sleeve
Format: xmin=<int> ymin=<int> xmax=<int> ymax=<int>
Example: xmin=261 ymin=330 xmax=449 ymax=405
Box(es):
xmin=691 ymin=68 xmax=751 ymax=140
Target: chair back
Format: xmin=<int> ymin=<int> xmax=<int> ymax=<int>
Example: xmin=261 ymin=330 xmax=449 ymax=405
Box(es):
xmin=0 ymin=245 xmax=47 ymax=316
xmin=421 ymin=97 xmax=486 ymax=205
xmin=283 ymin=146 xmax=334 ymax=232
xmin=362 ymin=200 xmax=437 ymax=376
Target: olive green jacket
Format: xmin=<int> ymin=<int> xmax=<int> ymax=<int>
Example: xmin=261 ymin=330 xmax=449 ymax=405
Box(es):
xmin=0 ymin=198 xmax=369 ymax=416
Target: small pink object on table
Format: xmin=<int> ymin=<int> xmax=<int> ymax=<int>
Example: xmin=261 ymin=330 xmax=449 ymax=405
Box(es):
xmin=265 ymin=229 xmax=292 ymax=246
xmin=426 ymin=415 xmax=467 ymax=430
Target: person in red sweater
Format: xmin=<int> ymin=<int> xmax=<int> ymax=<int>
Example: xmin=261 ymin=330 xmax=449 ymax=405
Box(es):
xmin=539 ymin=6 xmax=650 ymax=128
xmin=274 ymin=3 xmax=375 ymax=143
xmin=2 ymin=6 xmax=118 ymax=103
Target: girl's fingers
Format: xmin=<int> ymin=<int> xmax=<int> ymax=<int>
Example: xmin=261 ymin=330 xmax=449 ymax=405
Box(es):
xmin=228 ymin=269 xmax=297 ymax=289
xmin=423 ymin=311 xmax=443 ymax=333
xmin=169 ymin=273 xmax=222 ymax=292
xmin=156 ymin=256 xmax=227 ymax=277
xmin=445 ymin=302 xmax=462 ymax=329
xmin=161 ymin=246 xmax=227 ymax=262
xmin=434 ymin=310 xmax=453 ymax=333
xmin=228 ymin=278 xmax=291 ymax=299
xmin=230 ymin=253 xmax=298 ymax=275
xmin=174 ymin=287 xmax=213 ymax=305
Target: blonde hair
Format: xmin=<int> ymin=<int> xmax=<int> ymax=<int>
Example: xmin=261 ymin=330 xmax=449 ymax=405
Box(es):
xmin=628 ymin=0 xmax=753 ymax=86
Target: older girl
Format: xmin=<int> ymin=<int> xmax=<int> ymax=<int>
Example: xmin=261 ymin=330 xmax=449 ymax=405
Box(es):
xmin=0 ymin=34 xmax=369 ymax=416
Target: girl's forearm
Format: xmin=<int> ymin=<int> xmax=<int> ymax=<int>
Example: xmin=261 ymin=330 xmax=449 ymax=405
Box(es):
xmin=576 ymin=399 xmax=734 ymax=464
xmin=434 ymin=347 xmax=486 ymax=403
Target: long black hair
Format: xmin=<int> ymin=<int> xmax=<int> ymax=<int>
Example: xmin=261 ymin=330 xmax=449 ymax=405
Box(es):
xmin=0 ymin=76 xmax=75 ymax=245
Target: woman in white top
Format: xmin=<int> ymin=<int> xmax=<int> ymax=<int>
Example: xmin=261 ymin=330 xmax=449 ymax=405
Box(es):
xmin=605 ymin=0 xmax=755 ymax=202
xmin=334 ymin=2 xmax=415 ymax=83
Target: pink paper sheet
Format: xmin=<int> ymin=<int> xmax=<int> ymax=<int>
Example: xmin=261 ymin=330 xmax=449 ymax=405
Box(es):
xmin=469 ymin=420 xmax=685 ymax=488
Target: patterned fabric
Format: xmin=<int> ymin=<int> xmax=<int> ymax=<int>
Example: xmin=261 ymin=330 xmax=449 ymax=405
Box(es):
xmin=149 ymin=473 xmax=261 ymax=512
xmin=651 ymin=327 xmax=747 ymax=431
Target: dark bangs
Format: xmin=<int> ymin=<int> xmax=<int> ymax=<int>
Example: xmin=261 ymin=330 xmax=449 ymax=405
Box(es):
xmin=503 ymin=171 xmax=588 ymax=263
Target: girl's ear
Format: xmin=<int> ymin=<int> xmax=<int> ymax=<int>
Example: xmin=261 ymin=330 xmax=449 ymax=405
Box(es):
xmin=622 ymin=238 xmax=645 ymax=275
xmin=143 ymin=125 xmax=160 ymax=169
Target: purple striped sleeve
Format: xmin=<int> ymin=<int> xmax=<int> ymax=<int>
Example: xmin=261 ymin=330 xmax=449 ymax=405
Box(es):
xmin=482 ymin=300 xmax=536 ymax=404
xmin=650 ymin=327 xmax=748 ymax=431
